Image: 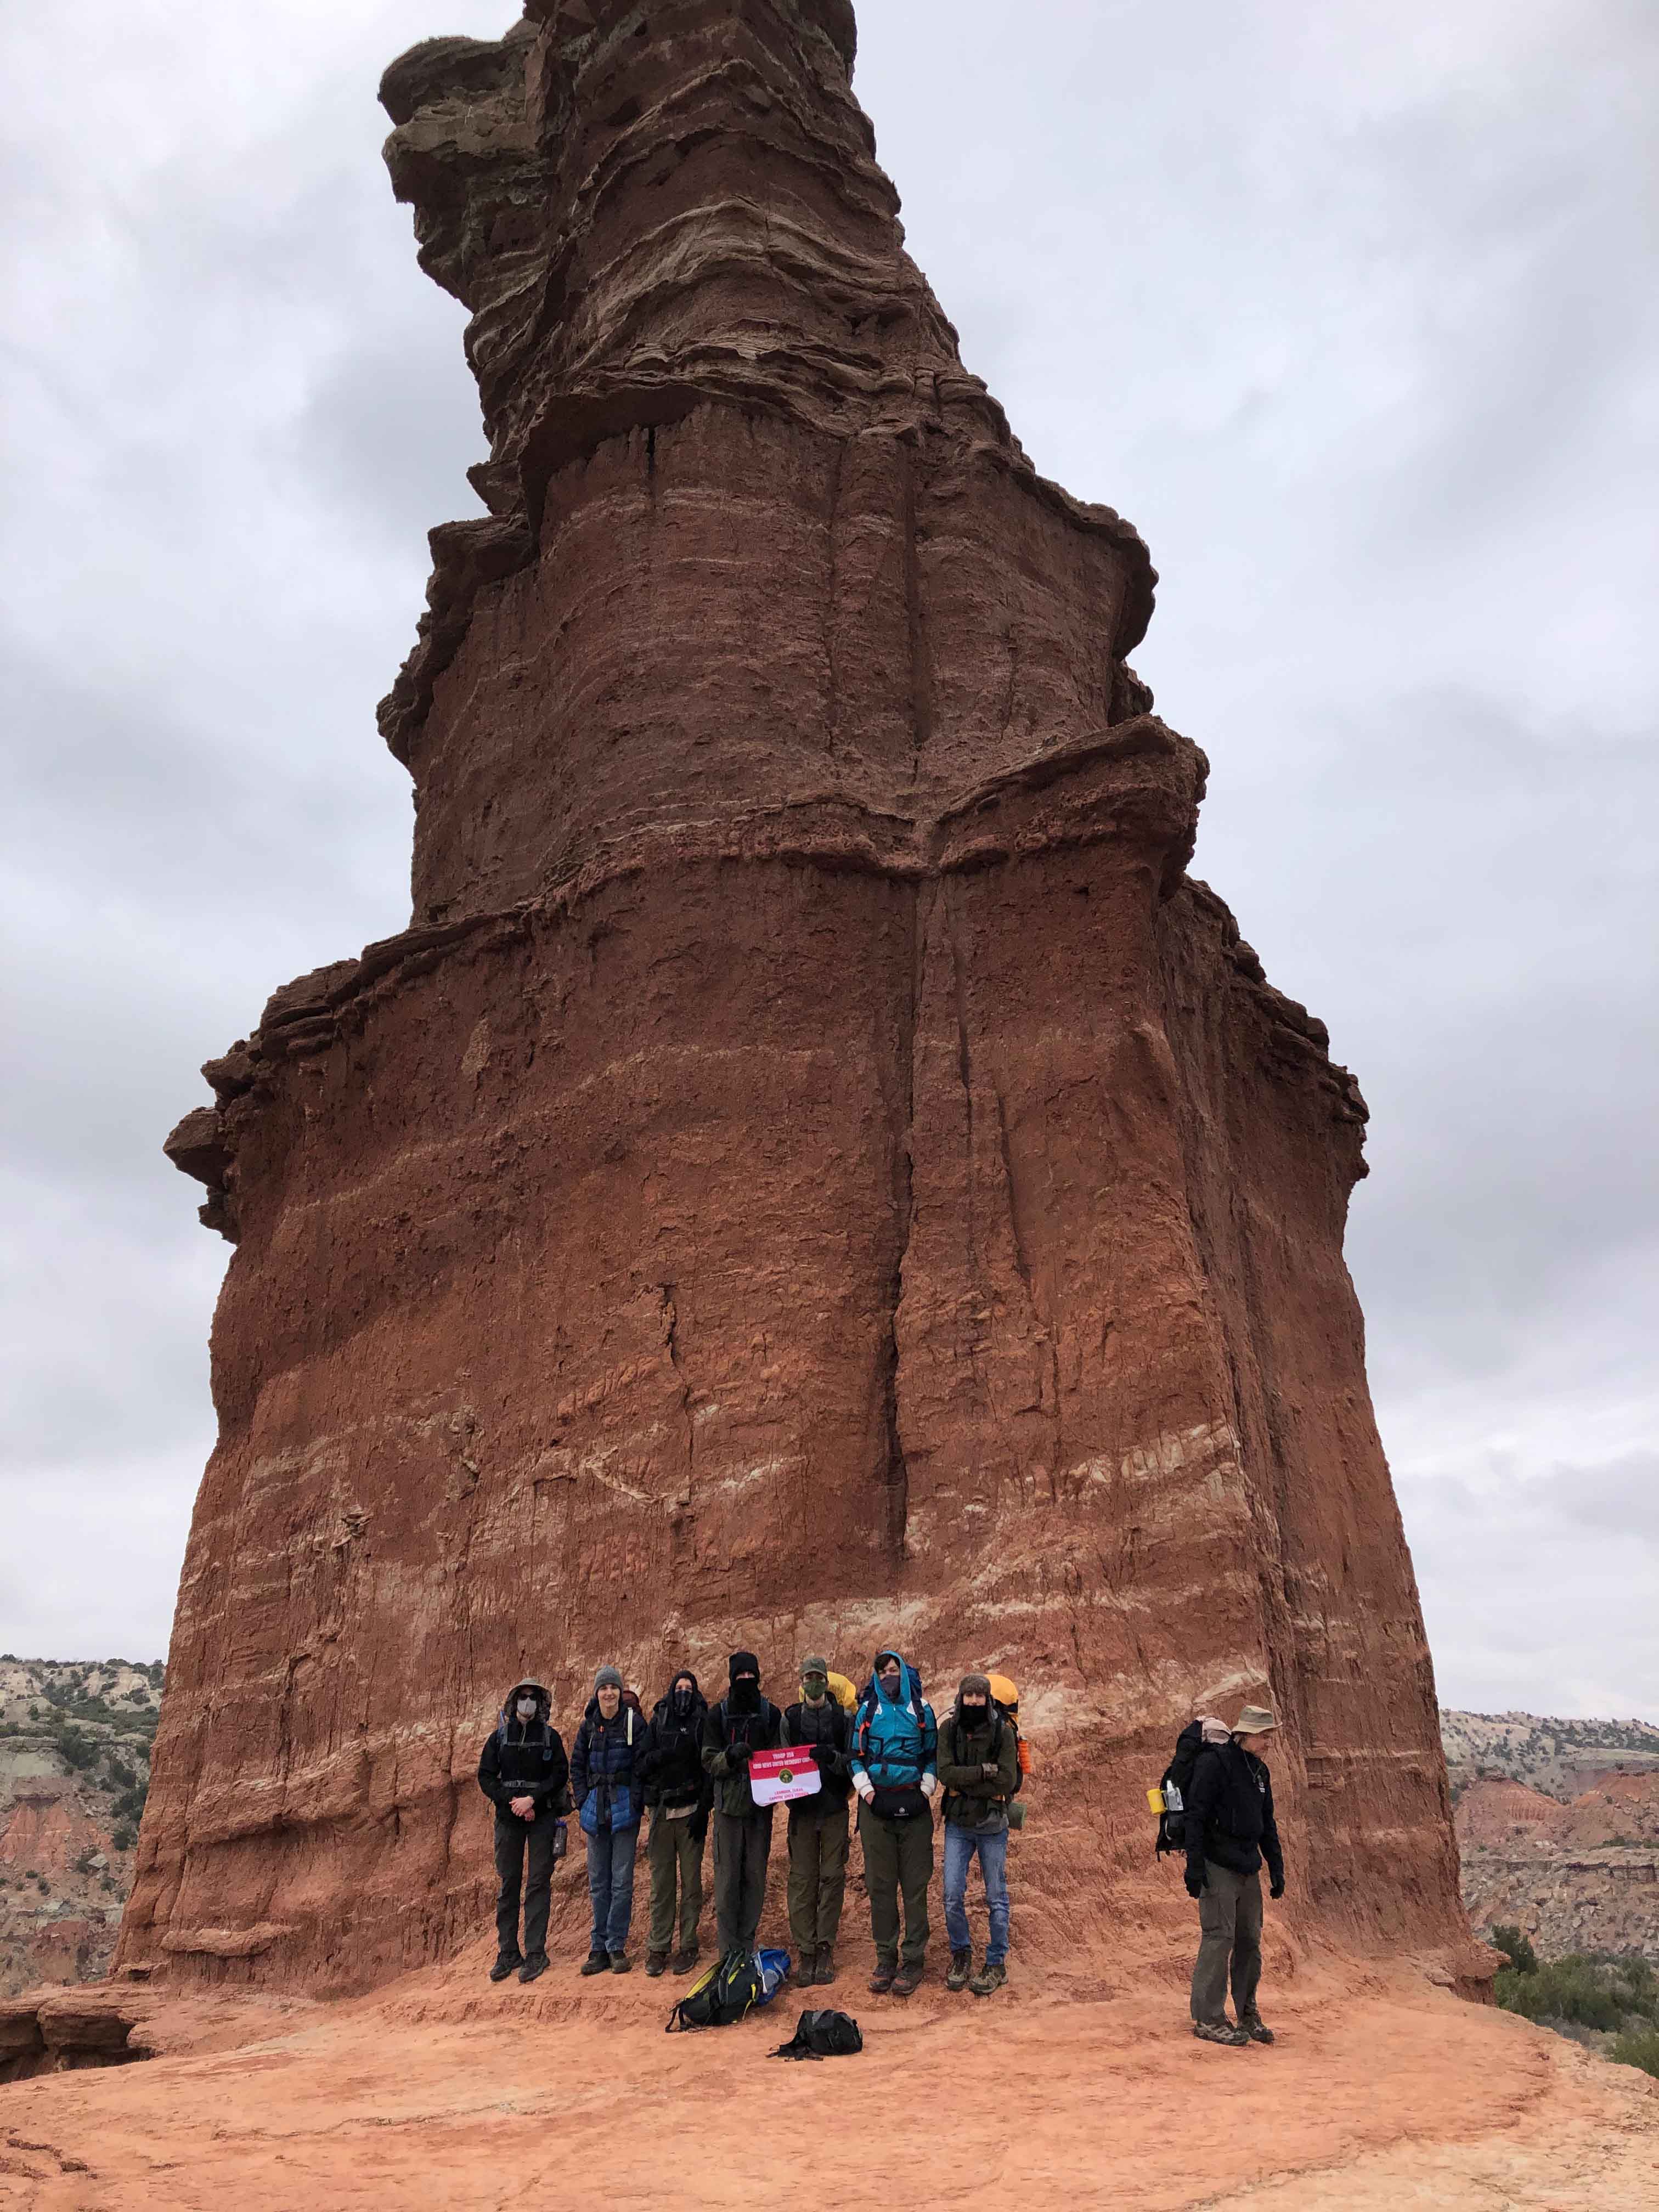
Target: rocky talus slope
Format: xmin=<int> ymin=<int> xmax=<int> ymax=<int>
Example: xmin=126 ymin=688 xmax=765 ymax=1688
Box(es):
xmin=0 ymin=1662 xmax=162 ymax=1999
xmin=128 ymin=0 xmax=1475 ymax=1995
xmin=1443 ymin=1711 xmax=1659 ymax=1965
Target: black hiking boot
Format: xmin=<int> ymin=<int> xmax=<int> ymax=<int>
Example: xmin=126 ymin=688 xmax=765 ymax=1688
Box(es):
xmin=969 ymin=1960 xmax=1006 ymax=1996
xmin=1239 ymin=2011 xmax=1275 ymax=2044
xmin=490 ymin=1953 xmax=523 ymax=1983
xmin=868 ymin=1961 xmax=896 ymax=1995
xmin=946 ymin=1949 xmax=972 ymax=1991
xmin=1192 ymin=2017 xmax=1250 ymax=2047
xmin=814 ymin=1946 xmax=837 ymax=1987
xmin=891 ymin=1963 xmax=923 ymax=1998
xmin=580 ymin=1950 xmax=610 ymax=1976
xmin=645 ymin=1949 xmax=669 ymax=1978
xmin=670 ymin=1946 xmax=699 ymax=1974
xmin=608 ymin=1951 xmax=631 ymax=1974
xmin=518 ymin=1954 xmax=548 ymax=1985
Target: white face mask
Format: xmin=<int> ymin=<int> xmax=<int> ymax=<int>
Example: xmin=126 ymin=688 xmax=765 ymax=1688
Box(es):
xmin=516 ymin=1698 xmax=538 ymax=1720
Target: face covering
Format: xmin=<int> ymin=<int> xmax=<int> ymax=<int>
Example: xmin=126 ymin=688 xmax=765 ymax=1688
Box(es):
xmin=515 ymin=1697 xmax=538 ymax=1722
xmin=878 ymin=1667 xmax=902 ymax=1699
xmin=961 ymin=1699 xmax=988 ymax=1723
xmin=801 ymin=1673 xmax=828 ymax=1702
xmin=729 ymin=1674 xmax=761 ymax=1716
xmin=672 ymin=1681 xmax=695 ymax=1716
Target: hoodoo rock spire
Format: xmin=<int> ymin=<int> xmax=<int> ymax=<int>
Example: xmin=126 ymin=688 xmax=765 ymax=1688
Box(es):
xmin=127 ymin=1 xmax=1478 ymax=1993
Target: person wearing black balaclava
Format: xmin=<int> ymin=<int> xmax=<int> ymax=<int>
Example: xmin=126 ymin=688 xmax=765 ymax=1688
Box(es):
xmin=701 ymin=1650 xmax=782 ymax=1956
xmin=640 ymin=1669 xmax=710 ymax=1975
xmin=477 ymin=1678 xmax=570 ymax=1984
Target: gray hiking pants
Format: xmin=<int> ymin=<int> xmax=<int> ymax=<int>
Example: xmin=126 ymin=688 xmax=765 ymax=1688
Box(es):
xmin=1190 ymin=1860 xmax=1263 ymax=2023
xmin=712 ymin=1807 xmax=774 ymax=1955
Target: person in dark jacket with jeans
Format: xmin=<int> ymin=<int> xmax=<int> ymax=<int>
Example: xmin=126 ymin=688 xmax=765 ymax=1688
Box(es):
xmin=1186 ymin=1701 xmax=1286 ymax=2046
xmin=640 ymin=1669 xmax=709 ymax=1976
xmin=476 ymin=1678 xmax=570 ymax=1985
xmin=780 ymin=1654 xmax=852 ymax=1985
xmin=701 ymin=1651 xmax=782 ymax=1956
xmin=936 ymin=1672 xmax=1019 ymax=1995
xmin=569 ymin=1664 xmax=646 ymax=1973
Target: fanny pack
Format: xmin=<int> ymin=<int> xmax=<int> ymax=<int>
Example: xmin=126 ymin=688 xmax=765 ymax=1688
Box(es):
xmin=868 ymin=1781 xmax=928 ymax=1821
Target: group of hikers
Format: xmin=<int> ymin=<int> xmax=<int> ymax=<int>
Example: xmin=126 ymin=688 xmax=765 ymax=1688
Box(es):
xmin=478 ymin=1646 xmax=1285 ymax=2047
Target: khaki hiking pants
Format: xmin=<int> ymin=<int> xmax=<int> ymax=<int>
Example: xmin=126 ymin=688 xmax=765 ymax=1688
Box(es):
xmin=858 ymin=1804 xmax=933 ymax=1969
xmin=1190 ymin=1860 xmax=1263 ymax=2024
xmin=646 ymin=1811 xmax=704 ymax=1955
xmin=786 ymin=1798 xmax=849 ymax=1953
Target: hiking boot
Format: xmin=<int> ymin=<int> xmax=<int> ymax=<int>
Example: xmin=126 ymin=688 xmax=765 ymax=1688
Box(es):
xmin=645 ymin=1949 xmax=669 ymax=1978
xmin=1239 ymin=2011 xmax=1275 ymax=2045
xmin=517 ymin=1954 xmax=548 ymax=1985
xmin=670 ymin=1946 xmax=699 ymax=1975
xmin=1192 ymin=2017 xmax=1250 ymax=2047
xmin=891 ymin=1965 xmax=923 ymax=1998
xmin=946 ymin=1949 xmax=972 ymax=1992
xmin=868 ymin=1961 xmax=896 ymax=1995
xmin=969 ymin=1960 xmax=1006 ymax=1996
xmin=608 ymin=1951 xmax=632 ymax=1974
xmin=489 ymin=1953 xmax=522 ymax=1983
xmin=814 ymin=1946 xmax=837 ymax=1987
xmin=579 ymin=1951 xmax=610 ymax=1977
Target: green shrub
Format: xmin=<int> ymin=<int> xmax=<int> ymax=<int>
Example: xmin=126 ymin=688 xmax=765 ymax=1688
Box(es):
xmin=1497 ymin=1951 xmax=1659 ymax=2033
xmin=1611 ymin=2027 xmax=1659 ymax=2079
xmin=1490 ymin=1925 xmax=1538 ymax=1974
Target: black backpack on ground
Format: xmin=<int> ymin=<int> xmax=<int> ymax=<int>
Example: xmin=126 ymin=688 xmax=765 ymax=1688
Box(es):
xmin=769 ymin=2009 xmax=864 ymax=2060
xmin=664 ymin=1949 xmax=766 ymax=2033
xmin=1154 ymin=1721 xmax=1209 ymax=1857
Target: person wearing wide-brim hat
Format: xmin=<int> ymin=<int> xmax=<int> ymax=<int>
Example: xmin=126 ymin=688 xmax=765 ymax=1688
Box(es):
xmin=1184 ymin=1702 xmax=1285 ymax=2047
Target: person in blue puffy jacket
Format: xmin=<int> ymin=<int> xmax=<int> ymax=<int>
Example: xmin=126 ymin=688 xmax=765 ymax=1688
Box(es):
xmin=849 ymin=1649 xmax=938 ymax=1996
xmin=568 ymin=1664 xmax=645 ymax=1973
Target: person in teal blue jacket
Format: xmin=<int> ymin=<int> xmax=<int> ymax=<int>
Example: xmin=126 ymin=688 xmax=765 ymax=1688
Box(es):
xmin=849 ymin=1649 xmax=938 ymax=1995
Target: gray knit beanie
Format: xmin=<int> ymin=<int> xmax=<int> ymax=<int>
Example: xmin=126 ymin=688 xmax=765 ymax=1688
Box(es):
xmin=594 ymin=1664 xmax=624 ymax=1692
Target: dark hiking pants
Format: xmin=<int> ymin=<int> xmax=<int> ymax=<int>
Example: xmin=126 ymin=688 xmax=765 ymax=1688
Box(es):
xmin=858 ymin=1804 xmax=933 ymax=1969
xmin=786 ymin=1798 xmax=849 ymax=1953
xmin=713 ymin=1806 xmax=774 ymax=1955
xmin=1190 ymin=1860 xmax=1263 ymax=2023
xmin=494 ymin=1814 xmax=556 ymax=1962
xmin=647 ymin=1812 xmax=704 ymax=1954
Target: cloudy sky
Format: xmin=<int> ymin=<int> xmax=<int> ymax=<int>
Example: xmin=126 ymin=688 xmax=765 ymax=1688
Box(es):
xmin=3 ymin=1 xmax=1654 ymax=1717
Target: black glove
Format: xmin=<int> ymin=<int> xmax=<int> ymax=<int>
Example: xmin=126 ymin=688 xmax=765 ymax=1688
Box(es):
xmin=812 ymin=1745 xmax=834 ymax=1767
xmin=1184 ymin=1870 xmax=1205 ymax=1899
xmin=1269 ymin=1878 xmax=1285 ymax=1900
xmin=727 ymin=1740 xmax=751 ymax=1765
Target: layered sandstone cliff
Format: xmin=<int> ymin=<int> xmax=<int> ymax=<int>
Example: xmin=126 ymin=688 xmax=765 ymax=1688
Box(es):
xmin=125 ymin=0 xmax=1476 ymax=1991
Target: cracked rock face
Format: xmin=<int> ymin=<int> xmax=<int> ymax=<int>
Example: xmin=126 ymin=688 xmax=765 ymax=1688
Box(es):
xmin=128 ymin=0 xmax=1473 ymax=1992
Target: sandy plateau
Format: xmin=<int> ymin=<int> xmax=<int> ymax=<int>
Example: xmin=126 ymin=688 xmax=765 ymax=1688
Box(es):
xmin=2 ymin=1947 xmax=1657 ymax=2210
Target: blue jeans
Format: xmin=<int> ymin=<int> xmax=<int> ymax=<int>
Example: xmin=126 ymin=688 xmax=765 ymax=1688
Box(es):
xmin=943 ymin=1824 xmax=1009 ymax=1965
xmin=585 ymin=1822 xmax=641 ymax=1954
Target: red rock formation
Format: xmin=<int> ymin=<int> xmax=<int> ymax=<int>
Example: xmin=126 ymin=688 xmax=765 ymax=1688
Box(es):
xmin=125 ymin=0 xmax=1476 ymax=1992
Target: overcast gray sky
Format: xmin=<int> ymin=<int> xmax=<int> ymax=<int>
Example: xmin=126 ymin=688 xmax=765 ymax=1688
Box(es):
xmin=3 ymin=1 xmax=1654 ymax=1718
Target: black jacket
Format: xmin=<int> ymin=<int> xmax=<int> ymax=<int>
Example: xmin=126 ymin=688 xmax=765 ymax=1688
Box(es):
xmin=701 ymin=1695 xmax=783 ymax=1818
xmin=1185 ymin=1740 xmax=1284 ymax=1888
xmin=477 ymin=1714 xmax=570 ymax=1827
xmin=780 ymin=1699 xmax=852 ymax=1807
xmin=641 ymin=1683 xmax=712 ymax=1815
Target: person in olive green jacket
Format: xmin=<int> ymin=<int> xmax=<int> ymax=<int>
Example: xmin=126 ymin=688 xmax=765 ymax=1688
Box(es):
xmin=936 ymin=1672 xmax=1020 ymax=1994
